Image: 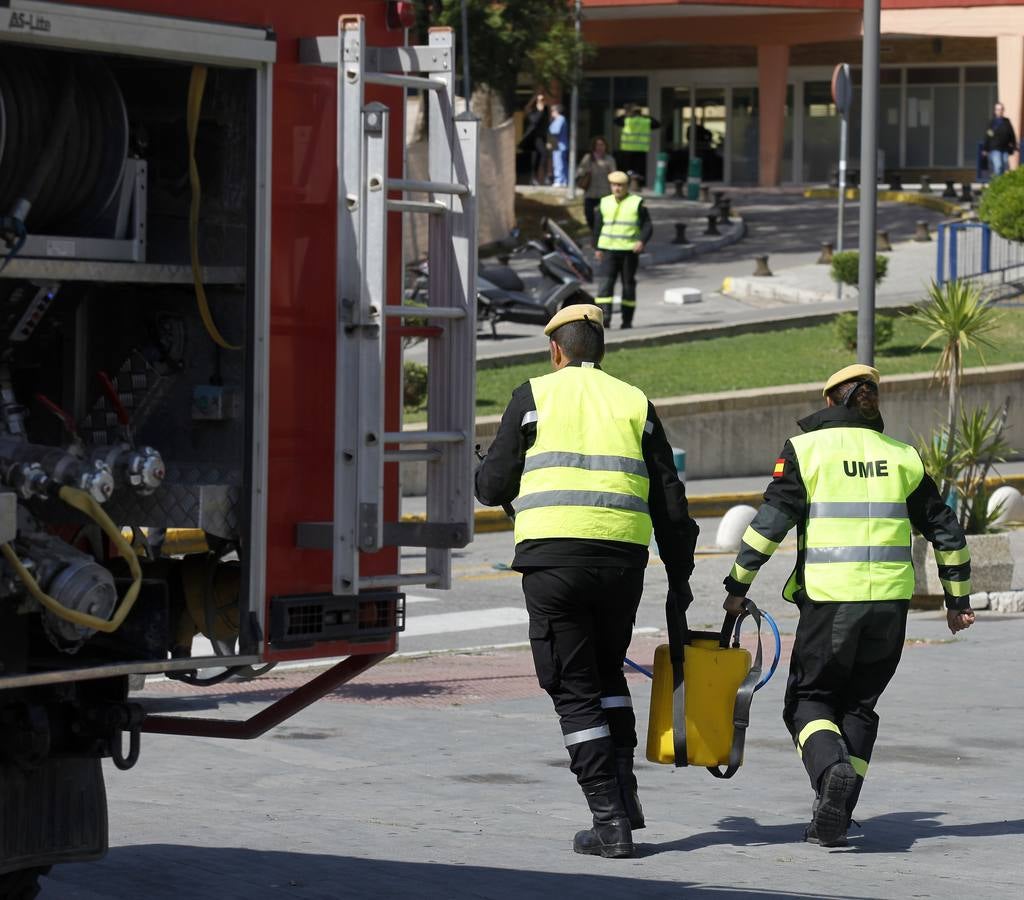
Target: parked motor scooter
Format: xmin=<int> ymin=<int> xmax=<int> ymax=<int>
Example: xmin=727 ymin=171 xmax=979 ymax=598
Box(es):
xmin=476 ymin=218 xmax=594 ymax=337
xmin=405 ymin=218 xmax=594 ymax=338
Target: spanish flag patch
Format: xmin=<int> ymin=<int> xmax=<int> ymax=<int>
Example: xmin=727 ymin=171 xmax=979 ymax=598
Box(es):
xmin=772 ymin=458 xmax=786 ymax=478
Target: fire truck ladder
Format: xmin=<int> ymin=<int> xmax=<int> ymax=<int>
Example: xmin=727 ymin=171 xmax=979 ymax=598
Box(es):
xmin=299 ymin=18 xmax=478 ymax=594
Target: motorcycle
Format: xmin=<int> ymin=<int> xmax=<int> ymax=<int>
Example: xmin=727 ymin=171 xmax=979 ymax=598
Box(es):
xmin=404 ymin=218 xmax=594 ymax=338
xmin=477 ymin=217 xmax=594 ymax=337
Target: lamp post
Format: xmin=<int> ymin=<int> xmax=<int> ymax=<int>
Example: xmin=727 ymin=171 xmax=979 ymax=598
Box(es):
xmin=857 ymin=0 xmax=881 ymax=365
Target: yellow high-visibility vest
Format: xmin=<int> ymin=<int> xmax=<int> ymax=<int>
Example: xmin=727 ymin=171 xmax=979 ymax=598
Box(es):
xmin=785 ymin=427 xmax=924 ymax=602
xmin=513 ymin=366 xmax=652 ymax=546
xmin=620 ymin=115 xmax=652 ymax=153
xmin=598 ymin=194 xmax=642 ymax=251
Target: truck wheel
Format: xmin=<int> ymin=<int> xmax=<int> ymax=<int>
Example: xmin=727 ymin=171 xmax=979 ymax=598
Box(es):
xmin=0 ymin=866 xmax=50 ymax=899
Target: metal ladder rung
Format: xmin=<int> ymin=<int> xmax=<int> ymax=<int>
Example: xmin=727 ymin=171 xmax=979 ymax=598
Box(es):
xmin=360 ymin=573 xmax=441 ymax=589
xmin=384 ymin=305 xmax=466 ymax=320
xmin=383 ymin=448 xmax=442 ymax=463
xmin=387 ymin=199 xmax=446 ymax=216
xmin=365 ymin=72 xmax=448 ymax=91
xmin=384 ymin=430 xmax=464 ymax=444
xmin=389 ymin=178 xmax=469 ymax=196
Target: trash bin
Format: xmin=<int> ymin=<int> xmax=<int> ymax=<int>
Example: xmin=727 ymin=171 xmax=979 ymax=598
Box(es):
xmin=686 ymin=157 xmax=702 ymax=201
xmin=653 ymin=151 xmax=668 ymax=196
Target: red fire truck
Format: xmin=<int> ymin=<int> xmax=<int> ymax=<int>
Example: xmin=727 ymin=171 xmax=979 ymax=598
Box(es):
xmin=0 ymin=0 xmax=476 ymax=892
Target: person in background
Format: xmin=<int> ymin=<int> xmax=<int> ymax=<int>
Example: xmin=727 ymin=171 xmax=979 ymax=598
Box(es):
xmin=576 ymin=136 xmax=617 ymax=237
xmin=521 ymin=92 xmax=551 ymax=186
xmin=549 ymin=105 xmax=569 ymax=187
xmin=614 ymin=103 xmax=660 ymax=186
xmin=593 ymin=171 xmax=652 ymax=329
xmin=983 ymin=101 xmax=1017 ymax=177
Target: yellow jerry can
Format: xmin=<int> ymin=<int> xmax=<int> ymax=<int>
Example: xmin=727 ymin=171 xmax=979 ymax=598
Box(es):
xmin=646 ymin=636 xmax=752 ymax=767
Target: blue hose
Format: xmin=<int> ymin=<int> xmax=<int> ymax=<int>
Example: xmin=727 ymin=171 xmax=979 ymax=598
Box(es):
xmin=624 ymin=656 xmax=653 ymax=679
xmin=754 ymin=609 xmax=782 ymax=692
xmin=625 ymin=607 xmax=782 ymax=689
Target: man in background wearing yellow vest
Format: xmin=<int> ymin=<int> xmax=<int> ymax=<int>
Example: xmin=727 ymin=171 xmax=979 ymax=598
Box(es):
xmin=475 ymin=304 xmax=698 ymax=860
xmin=614 ymin=103 xmax=660 ymax=186
xmin=722 ymin=365 xmax=976 ymax=848
xmin=594 ymin=171 xmax=653 ymax=329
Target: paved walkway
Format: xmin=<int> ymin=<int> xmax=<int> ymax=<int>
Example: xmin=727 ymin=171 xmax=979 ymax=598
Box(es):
xmin=45 ymin=615 xmax=1024 ymax=899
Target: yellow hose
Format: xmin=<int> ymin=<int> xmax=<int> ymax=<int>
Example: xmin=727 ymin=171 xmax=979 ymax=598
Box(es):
xmin=187 ymin=65 xmax=239 ymax=351
xmin=1 ymin=486 xmax=142 ymax=633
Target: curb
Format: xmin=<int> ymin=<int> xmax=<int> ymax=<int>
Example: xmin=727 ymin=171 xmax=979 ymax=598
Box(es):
xmin=400 ymin=473 xmax=1024 ymax=536
xmin=802 ymin=187 xmax=965 ymax=218
xmin=722 ymin=274 xmax=853 ymax=305
xmin=477 ymin=304 xmax=845 ymax=372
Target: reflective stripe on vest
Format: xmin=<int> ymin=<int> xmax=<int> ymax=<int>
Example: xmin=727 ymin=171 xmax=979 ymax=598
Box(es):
xmin=513 ymin=366 xmax=652 ymax=546
xmin=620 ymin=115 xmax=652 ymax=152
xmin=789 ymin=427 xmax=924 ymax=603
xmin=598 ymin=193 xmax=642 ymax=251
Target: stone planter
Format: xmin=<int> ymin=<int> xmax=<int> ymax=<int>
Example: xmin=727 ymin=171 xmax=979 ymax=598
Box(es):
xmin=913 ymin=532 xmax=1014 ymax=608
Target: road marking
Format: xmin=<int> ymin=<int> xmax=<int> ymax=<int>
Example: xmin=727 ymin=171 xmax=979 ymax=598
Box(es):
xmin=404 ymin=594 xmax=441 ymax=604
xmin=403 ymin=607 xmax=530 ymax=637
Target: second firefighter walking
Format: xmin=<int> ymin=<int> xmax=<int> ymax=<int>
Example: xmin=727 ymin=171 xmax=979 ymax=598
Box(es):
xmin=594 ymin=170 xmax=652 ymax=329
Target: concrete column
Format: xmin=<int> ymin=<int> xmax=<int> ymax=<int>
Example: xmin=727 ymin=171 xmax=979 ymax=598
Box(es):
xmin=997 ymin=35 xmax=1024 ymax=169
xmin=758 ymin=44 xmax=790 ymax=186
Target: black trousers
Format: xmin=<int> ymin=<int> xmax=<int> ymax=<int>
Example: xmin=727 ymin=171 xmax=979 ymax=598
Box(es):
xmin=784 ymin=599 xmax=908 ymax=794
xmin=596 ymin=250 xmax=639 ymax=325
xmin=522 ymin=566 xmax=644 ymax=788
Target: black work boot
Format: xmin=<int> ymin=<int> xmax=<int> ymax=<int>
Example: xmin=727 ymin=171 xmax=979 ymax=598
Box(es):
xmin=806 ymin=762 xmax=857 ymax=847
xmin=573 ymin=778 xmax=634 ymax=858
xmin=615 ymin=750 xmax=645 ymax=830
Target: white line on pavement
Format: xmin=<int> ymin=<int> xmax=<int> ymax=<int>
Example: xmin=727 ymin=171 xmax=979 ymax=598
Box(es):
xmin=402 ymin=607 xmax=529 ymax=637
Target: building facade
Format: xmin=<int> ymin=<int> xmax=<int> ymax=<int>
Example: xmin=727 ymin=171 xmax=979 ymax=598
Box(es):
xmin=581 ymin=0 xmax=1024 ymax=185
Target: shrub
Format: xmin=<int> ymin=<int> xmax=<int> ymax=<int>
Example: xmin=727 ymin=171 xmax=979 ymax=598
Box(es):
xmin=403 ymin=361 xmax=428 ymax=410
xmin=830 ymin=250 xmax=888 ymax=287
xmin=834 ymin=311 xmax=894 ymax=351
xmin=978 ymin=167 xmax=1024 ymax=241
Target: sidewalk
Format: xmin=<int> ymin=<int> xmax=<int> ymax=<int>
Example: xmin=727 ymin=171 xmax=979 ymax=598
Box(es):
xmin=723 ymin=236 xmax=939 ymax=306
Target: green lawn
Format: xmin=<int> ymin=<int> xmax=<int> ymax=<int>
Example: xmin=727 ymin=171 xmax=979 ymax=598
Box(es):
xmin=452 ymin=309 xmax=1024 ymax=420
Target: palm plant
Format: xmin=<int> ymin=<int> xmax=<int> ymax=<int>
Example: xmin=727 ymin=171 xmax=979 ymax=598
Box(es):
xmin=904 ymin=280 xmax=1002 ymax=495
xmin=917 ymin=402 xmax=1013 ymax=533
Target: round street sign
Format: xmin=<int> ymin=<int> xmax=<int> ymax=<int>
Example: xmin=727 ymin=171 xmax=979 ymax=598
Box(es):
xmin=832 ymin=63 xmax=852 ymax=117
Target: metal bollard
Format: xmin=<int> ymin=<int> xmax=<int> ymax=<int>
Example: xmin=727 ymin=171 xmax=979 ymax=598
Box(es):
xmin=888 ymin=173 xmax=903 ymax=191
xmin=704 ymin=214 xmax=720 ymax=236
xmin=712 ymin=190 xmax=726 ymax=207
xmin=718 ymin=200 xmax=732 ymax=224
xmin=942 ymin=180 xmax=958 ymax=198
xmin=753 ymin=255 xmax=773 ymax=277
xmin=672 ymin=223 xmax=689 ymax=245
xmin=877 ymin=230 xmax=892 ymax=252
xmin=699 ymin=185 xmax=711 ymax=204
xmin=817 ymin=242 xmax=834 ymax=264
xmin=913 ymin=220 xmax=932 ymax=242
xmin=960 ymin=182 xmax=973 ymax=202
xmin=919 ymin=175 xmax=932 ymax=194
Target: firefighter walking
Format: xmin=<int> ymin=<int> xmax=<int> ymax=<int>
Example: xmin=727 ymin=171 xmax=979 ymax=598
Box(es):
xmin=722 ymin=365 xmax=976 ymax=847
xmin=594 ymin=171 xmax=652 ymax=329
xmin=475 ymin=304 xmax=698 ymax=859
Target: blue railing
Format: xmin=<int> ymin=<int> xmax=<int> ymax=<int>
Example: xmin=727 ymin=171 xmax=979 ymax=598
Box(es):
xmin=936 ymin=221 xmax=1024 ymax=287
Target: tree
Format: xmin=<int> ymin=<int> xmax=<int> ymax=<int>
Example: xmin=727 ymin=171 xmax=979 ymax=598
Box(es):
xmin=416 ymin=1 xmax=590 ymax=123
xmin=904 ymin=279 xmax=1002 ymax=495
